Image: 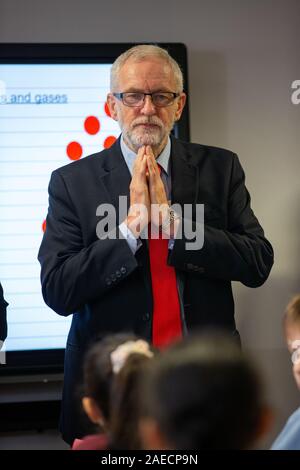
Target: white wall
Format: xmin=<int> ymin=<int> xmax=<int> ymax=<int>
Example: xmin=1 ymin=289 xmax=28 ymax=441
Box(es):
xmin=1 ymin=0 xmax=299 ymax=447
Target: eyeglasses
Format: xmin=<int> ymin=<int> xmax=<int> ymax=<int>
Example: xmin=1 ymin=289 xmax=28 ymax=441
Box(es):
xmin=113 ymin=92 xmax=180 ymax=108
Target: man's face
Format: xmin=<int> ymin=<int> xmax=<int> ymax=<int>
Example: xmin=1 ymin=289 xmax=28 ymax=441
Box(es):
xmin=107 ymin=58 xmax=186 ymax=155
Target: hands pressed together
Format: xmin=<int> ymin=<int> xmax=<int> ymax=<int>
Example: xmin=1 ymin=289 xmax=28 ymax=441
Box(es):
xmin=124 ymin=145 xmax=173 ymax=239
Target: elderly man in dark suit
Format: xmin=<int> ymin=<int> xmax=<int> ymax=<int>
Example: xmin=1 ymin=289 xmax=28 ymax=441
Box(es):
xmin=38 ymin=44 xmax=273 ymax=444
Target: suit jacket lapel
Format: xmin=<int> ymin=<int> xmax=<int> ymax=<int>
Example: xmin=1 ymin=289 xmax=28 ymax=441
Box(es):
xmin=99 ymin=138 xmax=131 ymax=222
xmin=170 ymin=135 xmax=198 ymax=207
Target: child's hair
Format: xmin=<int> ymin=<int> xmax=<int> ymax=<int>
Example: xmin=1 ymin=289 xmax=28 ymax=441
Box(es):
xmin=83 ymin=333 xmax=135 ymax=422
xmin=140 ymin=330 xmax=265 ymax=450
xmin=284 ymin=295 xmax=300 ymax=325
xmin=109 ymin=352 xmax=153 ymax=449
xmin=83 ymin=333 xmax=154 ymax=449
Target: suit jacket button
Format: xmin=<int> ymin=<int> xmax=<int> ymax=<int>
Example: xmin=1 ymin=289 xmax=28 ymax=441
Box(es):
xmin=111 ymin=274 xmax=116 ymax=282
xmin=186 ymin=263 xmax=194 ymax=270
xmin=106 ymin=278 xmax=112 ymax=286
xmin=116 ymin=270 xmax=121 ymax=278
xmin=142 ymin=313 xmax=150 ymax=322
xmin=120 ymin=266 xmax=127 ymax=274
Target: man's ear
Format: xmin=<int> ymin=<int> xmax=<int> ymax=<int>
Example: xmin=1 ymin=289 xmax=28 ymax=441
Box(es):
xmin=139 ymin=418 xmax=170 ymax=450
xmin=174 ymin=92 xmax=186 ymax=121
xmin=82 ymin=396 xmax=105 ymax=426
xmin=251 ymin=406 xmax=274 ymax=448
xmin=106 ymin=93 xmax=119 ymax=121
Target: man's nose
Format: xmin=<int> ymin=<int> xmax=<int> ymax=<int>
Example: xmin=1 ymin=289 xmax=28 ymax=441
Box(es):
xmin=140 ymin=95 xmax=156 ymax=115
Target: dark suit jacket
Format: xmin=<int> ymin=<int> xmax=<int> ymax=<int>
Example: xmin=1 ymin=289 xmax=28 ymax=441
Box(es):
xmin=38 ymin=136 xmax=273 ymax=443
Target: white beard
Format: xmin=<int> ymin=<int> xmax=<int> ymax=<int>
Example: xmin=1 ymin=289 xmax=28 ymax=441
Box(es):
xmin=119 ymin=116 xmax=174 ymax=152
xmin=125 ymin=125 xmax=164 ymax=148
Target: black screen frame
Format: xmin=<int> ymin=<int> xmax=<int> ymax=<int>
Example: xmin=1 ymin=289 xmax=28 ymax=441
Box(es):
xmin=0 ymin=42 xmax=190 ymax=376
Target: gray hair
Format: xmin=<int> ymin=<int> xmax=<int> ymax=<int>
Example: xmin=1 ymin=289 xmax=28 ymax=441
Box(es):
xmin=110 ymin=44 xmax=184 ymax=93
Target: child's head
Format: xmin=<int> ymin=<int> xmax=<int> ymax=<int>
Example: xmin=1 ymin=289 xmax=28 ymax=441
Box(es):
xmin=284 ymin=295 xmax=300 ymax=390
xmin=139 ymin=331 xmax=269 ymax=450
xmin=82 ymin=333 xmax=154 ymax=449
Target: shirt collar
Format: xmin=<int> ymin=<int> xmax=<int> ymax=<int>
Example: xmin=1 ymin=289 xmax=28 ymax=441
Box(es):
xmin=120 ymin=135 xmax=171 ymax=176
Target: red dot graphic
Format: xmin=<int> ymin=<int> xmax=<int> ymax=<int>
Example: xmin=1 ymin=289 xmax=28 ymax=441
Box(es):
xmin=104 ymin=136 xmax=117 ymax=149
xmin=84 ymin=116 xmax=100 ymax=135
xmin=104 ymin=102 xmax=111 ymax=118
xmin=67 ymin=141 xmax=83 ymax=160
xmin=42 ymin=219 xmax=46 ymax=233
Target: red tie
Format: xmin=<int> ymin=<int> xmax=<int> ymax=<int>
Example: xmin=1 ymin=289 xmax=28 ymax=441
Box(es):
xmin=148 ymin=165 xmax=182 ymax=348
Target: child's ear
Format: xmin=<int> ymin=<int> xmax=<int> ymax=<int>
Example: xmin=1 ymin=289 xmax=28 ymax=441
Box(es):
xmin=292 ymin=361 xmax=300 ymax=391
xmin=82 ymin=396 xmax=105 ymax=427
xmin=254 ymin=406 xmax=274 ymax=445
xmin=139 ymin=417 xmax=171 ymax=450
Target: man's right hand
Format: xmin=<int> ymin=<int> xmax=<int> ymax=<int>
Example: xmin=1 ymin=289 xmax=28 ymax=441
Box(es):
xmin=124 ymin=146 xmax=150 ymax=238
